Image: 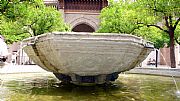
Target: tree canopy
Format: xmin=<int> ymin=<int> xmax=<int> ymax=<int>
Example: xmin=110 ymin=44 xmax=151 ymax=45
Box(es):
xmin=98 ymin=0 xmax=180 ymax=68
xmin=98 ymin=0 xmax=179 ymax=47
xmin=0 ymin=0 xmax=69 ymax=44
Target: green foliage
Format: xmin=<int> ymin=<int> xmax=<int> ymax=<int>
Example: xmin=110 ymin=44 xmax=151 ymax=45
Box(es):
xmin=135 ymin=27 xmax=169 ymax=48
xmin=175 ymin=25 xmax=180 ymax=44
xmin=98 ymin=1 xmax=140 ymax=33
xmin=137 ymin=0 xmax=179 ymax=17
xmin=19 ymin=5 xmax=69 ymax=36
xmin=98 ymin=0 xmax=155 ymax=33
xmin=98 ymin=0 xmax=180 ymax=48
xmin=0 ymin=0 xmax=69 ymax=43
xmin=0 ymin=17 xmax=29 ymax=44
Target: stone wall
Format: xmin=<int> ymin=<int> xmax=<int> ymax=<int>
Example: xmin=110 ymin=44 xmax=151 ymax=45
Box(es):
xmin=160 ymin=48 xmax=171 ymax=66
xmin=175 ymin=45 xmax=180 ymax=67
xmin=160 ymin=45 xmax=180 ymax=68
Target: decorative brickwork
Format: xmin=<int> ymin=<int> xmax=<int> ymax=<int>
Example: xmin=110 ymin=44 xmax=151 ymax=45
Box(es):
xmin=44 ymin=0 xmax=108 ymax=32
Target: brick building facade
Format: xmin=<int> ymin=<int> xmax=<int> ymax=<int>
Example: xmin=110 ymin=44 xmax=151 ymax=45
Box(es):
xmin=44 ymin=0 xmax=108 ymax=32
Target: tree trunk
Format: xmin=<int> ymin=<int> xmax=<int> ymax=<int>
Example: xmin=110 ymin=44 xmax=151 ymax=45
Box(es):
xmin=169 ymin=30 xmax=176 ymax=68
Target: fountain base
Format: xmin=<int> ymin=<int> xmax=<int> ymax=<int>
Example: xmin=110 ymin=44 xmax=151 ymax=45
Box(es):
xmin=53 ymin=72 xmax=120 ymax=85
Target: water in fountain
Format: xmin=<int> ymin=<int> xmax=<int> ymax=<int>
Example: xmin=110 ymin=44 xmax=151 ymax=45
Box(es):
xmin=0 ymin=65 xmax=10 ymax=101
xmin=160 ymin=51 xmax=180 ymax=98
xmin=176 ymin=90 xmax=180 ymax=98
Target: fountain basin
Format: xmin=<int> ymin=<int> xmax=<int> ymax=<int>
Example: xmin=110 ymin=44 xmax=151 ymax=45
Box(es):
xmin=23 ymin=32 xmax=153 ymax=85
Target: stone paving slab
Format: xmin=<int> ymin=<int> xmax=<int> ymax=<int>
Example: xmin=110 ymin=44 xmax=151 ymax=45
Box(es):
xmin=0 ymin=64 xmax=48 ymax=74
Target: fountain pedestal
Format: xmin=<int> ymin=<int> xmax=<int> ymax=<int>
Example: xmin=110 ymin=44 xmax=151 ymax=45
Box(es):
xmin=54 ymin=72 xmax=119 ymax=85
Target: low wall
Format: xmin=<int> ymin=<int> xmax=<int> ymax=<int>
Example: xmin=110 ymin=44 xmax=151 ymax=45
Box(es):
xmin=126 ymin=67 xmax=180 ymax=78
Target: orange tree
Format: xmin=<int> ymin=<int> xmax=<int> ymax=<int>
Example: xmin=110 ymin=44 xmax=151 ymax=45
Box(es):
xmin=0 ymin=0 xmax=69 ymax=43
xmin=98 ymin=0 xmax=179 ymax=68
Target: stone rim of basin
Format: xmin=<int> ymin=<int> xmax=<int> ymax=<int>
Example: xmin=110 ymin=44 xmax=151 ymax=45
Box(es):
xmin=23 ymin=32 xmax=154 ymax=48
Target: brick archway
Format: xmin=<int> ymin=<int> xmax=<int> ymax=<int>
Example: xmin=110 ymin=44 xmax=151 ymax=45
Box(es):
xmin=67 ymin=16 xmax=99 ymax=32
xmin=72 ymin=23 xmax=95 ymax=32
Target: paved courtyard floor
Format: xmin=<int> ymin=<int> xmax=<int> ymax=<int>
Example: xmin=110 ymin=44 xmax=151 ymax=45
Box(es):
xmin=0 ymin=64 xmax=48 ymax=74
xmin=0 ymin=63 xmax=180 ymax=77
xmin=127 ymin=65 xmax=180 ymax=77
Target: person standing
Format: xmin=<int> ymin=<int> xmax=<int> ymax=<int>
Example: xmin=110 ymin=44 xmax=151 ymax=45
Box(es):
xmin=0 ymin=35 xmax=8 ymax=66
xmin=11 ymin=52 xmax=17 ymax=65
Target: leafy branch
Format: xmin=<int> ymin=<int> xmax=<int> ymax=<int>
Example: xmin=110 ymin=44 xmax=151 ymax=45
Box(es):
xmin=147 ymin=24 xmax=169 ymax=33
xmin=175 ymin=38 xmax=180 ymax=45
xmin=173 ymin=18 xmax=180 ymax=31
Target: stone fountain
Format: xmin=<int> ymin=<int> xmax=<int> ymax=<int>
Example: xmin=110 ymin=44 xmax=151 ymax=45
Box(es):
xmin=23 ymin=32 xmax=154 ymax=85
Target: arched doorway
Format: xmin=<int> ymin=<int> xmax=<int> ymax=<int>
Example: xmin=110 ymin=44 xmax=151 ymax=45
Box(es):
xmin=72 ymin=24 xmax=95 ymax=32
